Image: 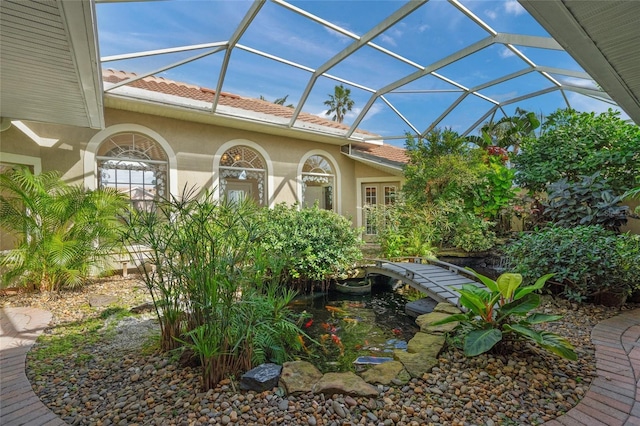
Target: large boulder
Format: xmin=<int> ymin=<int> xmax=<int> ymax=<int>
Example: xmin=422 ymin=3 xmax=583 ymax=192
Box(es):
xmin=313 ymin=372 xmax=379 ymax=397
xmin=406 ymin=332 xmax=445 ymax=357
xmin=416 ymin=311 xmax=459 ymax=334
xmin=359 ymin=360 xmax=405 ymax=385
xmin=393 ymin=350 xmax=439 ymax=378
xmin=239 ymin=363 xmax=282 ymax=392
xmin=279 ymin=361 xmax=323 ymax=395
xmin=433 ymin=302 xmax=462 ymax=315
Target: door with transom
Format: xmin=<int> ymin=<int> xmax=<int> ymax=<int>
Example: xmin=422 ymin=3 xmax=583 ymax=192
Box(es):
xmin=361 ymin=182 xmax=399 ymax=242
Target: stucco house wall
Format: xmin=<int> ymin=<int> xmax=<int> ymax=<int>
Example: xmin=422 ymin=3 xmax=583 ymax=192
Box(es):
xmin=0 ymin=108 xmax=400 ymax=231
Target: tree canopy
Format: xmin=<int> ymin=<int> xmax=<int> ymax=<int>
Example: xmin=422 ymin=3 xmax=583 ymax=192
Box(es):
xmin=513 ymin=109 xmax=640 ymax=193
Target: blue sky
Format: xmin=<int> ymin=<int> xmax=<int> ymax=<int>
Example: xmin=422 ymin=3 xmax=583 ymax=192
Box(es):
xmin=96 ymin=0 xmax=626 ymax=147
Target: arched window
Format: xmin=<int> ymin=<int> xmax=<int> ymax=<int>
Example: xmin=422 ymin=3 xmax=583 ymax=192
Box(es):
xmin=96 ymin=132 xmax=168 ymax=211
xmin=302 ymin=155 xmax=334 ymax=210
xmin=219 ymin=145 xmax=266 ymax=205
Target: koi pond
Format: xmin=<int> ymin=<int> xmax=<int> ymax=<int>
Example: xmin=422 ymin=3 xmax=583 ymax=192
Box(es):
xmin=289 ymin=280 xmax=420 ymax=373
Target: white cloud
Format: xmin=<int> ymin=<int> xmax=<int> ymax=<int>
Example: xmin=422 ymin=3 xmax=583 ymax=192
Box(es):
xmin=499 ymin=47 xmax=515 ymax=58
xmin=484 ymin=9 xmax=497 ymax=20
xmin=560 ymin=77 xmax=598 ymax=89
xmin=504 ymin=0 xmax=525 ymax=16
xmin=418 ymin=24 xmax=430 ymax=33
xmin=379 ymin=34 xmax=397 ymax=47
xmin=566 ymin=92 xmax=630 ymax=119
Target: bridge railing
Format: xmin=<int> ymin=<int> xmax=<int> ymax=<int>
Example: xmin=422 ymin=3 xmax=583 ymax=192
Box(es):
xmin=362 ymin=256 xmax=481 ymax=283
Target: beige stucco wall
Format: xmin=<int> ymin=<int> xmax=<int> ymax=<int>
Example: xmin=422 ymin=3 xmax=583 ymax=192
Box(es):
xmin=0 ymin=108 xmax=401 ymax=230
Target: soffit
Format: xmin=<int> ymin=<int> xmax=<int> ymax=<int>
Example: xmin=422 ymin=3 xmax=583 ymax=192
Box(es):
xmin=0 ymin=0 xmax=104 ymax=129
xmin=519 ymin=0 xmax=640 ymax=124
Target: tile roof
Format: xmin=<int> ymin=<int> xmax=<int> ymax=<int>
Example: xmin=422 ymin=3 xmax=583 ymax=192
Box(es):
xmin=103 ymin=69 xmax=359 ymax=133
xmin=348 ymin=142 xmax=409 ymax=165
xmin=102 ymin=69 xmax=407 ymax=165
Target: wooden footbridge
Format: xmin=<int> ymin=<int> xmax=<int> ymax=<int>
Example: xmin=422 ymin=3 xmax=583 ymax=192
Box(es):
xmin=364 ymin=257 xmax=485 ymax=308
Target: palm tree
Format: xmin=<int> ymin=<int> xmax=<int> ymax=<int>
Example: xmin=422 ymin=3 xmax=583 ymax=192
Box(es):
xmin=259 ymin=94 xmax=294 ymax=108
xmin=467 ymin=107 xmax=541 ymax=154
xmin=324 ymin=84 xmax=355 ymax=123
xmin=0 ymin=167 xmax=128 ymax=291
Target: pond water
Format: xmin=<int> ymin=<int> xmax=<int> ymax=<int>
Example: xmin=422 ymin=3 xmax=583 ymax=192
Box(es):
xmin=288 ymin=281 xmax=420 ymax=373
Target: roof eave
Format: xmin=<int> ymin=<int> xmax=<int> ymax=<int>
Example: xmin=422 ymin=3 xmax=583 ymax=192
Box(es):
xmin=104 ymin=93 xmax=375 ymax=147
xmin=519 ymin=0 xmax=640 ymax=124
xmin=60 ymin=0 xmax=104 ymax=129
xmin=340 ymin=146 xmax=405 ymax=177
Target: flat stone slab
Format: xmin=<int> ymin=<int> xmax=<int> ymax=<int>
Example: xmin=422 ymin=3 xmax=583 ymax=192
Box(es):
xmin=405 ymin=297 xmax=438 ymax=318
xmin=313 ymin=372 xmax=379 ymax=397
xmin=279 ymin=361 xmax=323 ymax=395
xmin=87 ymin=294 xmax=119 ymax=307
xmin=360 ymin=360 xmax=405 ymax=385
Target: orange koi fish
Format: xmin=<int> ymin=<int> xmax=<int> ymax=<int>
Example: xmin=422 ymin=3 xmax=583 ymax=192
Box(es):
xmin=331 ymin=334 xmax=345 ymax=356
xmin=343 ymin=317 xmax=359 ymax=325
xmin=321 ymin=322 xmax=338 ymax=333
xmin=297 ymin=334 xmax=310 ymax=353
xmin=325 ymin=305 xmax=346 ymax=315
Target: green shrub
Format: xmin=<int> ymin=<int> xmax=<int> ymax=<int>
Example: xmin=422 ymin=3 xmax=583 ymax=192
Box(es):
xmin=370 ymin=200 xmax=437 ymax=258
xmin=0 ymin=167 xmax=128 ymax=291
xmin=258 ymin=203 xmax=363 ymax=292
xmin=469 ymin=155 xmax=517 ymax=223
xmin=433 ymin=270 xmax=576 ymax=359
xmin=123 ymin=190 xmax=304 ymax=390
xmin=451 ymin=214 xmax=497 ymax=252
xmin=504 ymin=226 xmax=640 ymax=301
xmin=514 ymin=109 xmax=640 ymax=193
xmin=545 ymin=172 xmax=628 ymax=232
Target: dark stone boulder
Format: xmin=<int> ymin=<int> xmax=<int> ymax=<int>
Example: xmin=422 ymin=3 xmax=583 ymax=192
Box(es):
xmin=239 ymin=363 xmax=282 ymax=392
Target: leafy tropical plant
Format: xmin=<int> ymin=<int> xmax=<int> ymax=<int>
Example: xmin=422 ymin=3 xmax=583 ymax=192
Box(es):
xmin=403 ymin=130 xmax=483 ymax=206
xmin=467 ymin=107 xmax=541 ymax=155
xmin=505 ymin=225 xmax=640 ymax=302
xmin=514 ymin=108 xmax=640 ymax=193
xmin=450 ymin=214 xmax=496 ymax=252
xmin=470 ymin=154 xmax=517 ymax=223
xmin=123 ymin=189 xmax=306 ymax=389
xmin=544 ymin=172 xmax=628 ymax=232
xmin=324 ymin=84 xmax=355 ymax=123
xmin=0 ymin=167 xmax=128 ymax=291
xmin=434 ymin=270 xmax=576 ymax=360
xmin=258 ymin=203 xmax=363 ymax=292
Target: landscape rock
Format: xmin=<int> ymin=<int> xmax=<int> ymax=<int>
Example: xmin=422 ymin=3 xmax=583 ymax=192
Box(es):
xmin=279 ymin=361 xmax=323 ymax=395
xmin=360 ymin=361 xmax=404 ymax=385
xmin=239 ymin=363 xmax=282 ymax=392
xmin=406 ymin=332 xmax=445 ymax=357
xmin=433 ymin=302 xmax=462 ymax=315
xmin=129 ymin=301 xmax=154 ymax=314
xmin=416 ymin=311 xmax=458 ymax=334
xmin=87 ymin=294 xmax=119 ymax=307
xmin=393 ymin=350 xmax=439 ymax=378
xmin=312 ymin=372 xmax=379 ymax=397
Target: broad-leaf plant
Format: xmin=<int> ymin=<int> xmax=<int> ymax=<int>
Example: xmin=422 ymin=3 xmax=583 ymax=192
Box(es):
xmin=434 ymin=269 xmax=577 ymax=360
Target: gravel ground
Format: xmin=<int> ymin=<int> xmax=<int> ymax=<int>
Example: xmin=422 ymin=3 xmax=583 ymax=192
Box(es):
xmin=0 ymin=275 xmax=631 ymax=426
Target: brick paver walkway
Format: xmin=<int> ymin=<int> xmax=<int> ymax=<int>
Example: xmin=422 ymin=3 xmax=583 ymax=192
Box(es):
xmin=1 ymin=307 xmax=65 ymax=426
xmin=545 ymin=309 xmax=640 ymax=426
xmin=1 ymin=306 xmax=640 ymax=425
